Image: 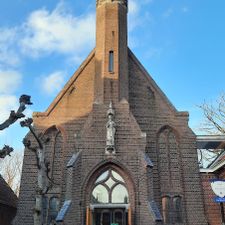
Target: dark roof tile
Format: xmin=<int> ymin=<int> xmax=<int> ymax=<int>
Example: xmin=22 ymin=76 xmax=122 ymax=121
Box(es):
xmin=0 ymin=175 xmax=18 ymax=208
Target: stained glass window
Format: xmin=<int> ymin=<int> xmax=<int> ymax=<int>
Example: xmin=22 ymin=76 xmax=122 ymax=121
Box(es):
xmin=112 ymin=184 xmax=129 ymax=203
xmin=92 ymin=185 xmax=109 ymax=203
xmin=91 ymin=169 xmax=129 ymax=204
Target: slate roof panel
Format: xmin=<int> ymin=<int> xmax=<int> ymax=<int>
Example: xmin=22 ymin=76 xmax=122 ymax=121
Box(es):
xmin=0 ymin=175 xmax=18 ymax=208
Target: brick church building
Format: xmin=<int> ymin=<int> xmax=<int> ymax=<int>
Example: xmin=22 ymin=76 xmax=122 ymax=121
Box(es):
xmin=15 ymin=0 xmax=208 ymax=225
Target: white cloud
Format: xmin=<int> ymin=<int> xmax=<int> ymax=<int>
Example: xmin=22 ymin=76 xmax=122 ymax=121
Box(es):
xmin=0 ymin=28 xmax=21 ymax=68
xmin=20 ymin=3 xmax=95 ymax=58
xmin=0 ymin=2 xmax=95 ymax=68
xmin=42 ymin=71 xmax=65 ymax=95
xmin=129 ymin=0 xmax=140 ymax=15
xmin=128 ymin=0 xmax=154 ymax=47
xmin=0 ymin=0 xmax=155 ymax=65
xmin=0 ymin=95 xmax=18 ymax=123
xmin=0 ymin=70 xmax=22 ymax=94
xmin=145 ymin=47 xmax=163 ymax=59
xmin=181 ymin=6 xmax=189 ymax=13
xmin=128 ymin=0 xmax=141 ymax=32
xmin=163 ymin=8 xmax=174 ymax=18
xmin=0 ymin=69 xmax=23 ymax=128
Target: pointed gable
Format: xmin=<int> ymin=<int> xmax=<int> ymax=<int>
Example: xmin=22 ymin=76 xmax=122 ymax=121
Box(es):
xmin=128 ymin=49 xmax=178 ymax=114
xmin=34 ymin=50 xmax=96 ymax=126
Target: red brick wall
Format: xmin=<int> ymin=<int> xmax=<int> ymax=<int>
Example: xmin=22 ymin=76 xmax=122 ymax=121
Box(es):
xmin=14 ymin=1 xmax=208 ymax=225
xmin=201 ymin=172 xmax=225 ymax=225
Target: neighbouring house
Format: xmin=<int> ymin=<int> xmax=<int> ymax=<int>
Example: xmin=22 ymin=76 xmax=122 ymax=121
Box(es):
xmin=0 ymin=175 xmax=18 ymax=225
xmin=197 ymin=135 xmax=225 ymax=225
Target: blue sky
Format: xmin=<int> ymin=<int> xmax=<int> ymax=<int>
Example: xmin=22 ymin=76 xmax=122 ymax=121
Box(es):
xmin=0 ymin=0 xmax=225 ymax=152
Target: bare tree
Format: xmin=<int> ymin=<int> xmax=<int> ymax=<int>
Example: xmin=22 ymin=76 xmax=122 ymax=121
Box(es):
xmin=199 ymin=93 xmax=225 ymax=134
xmin=21 ymin=118 xmax=54 ymax=225
xmin=0 ymin=95 xmax=32 ymax=158
xmin=0 ymin=95 xmax=32 ymax=131
xmin=0 ymin=145 xmax=14 ymax=159
xmin=0 ymin=151 xmax=24 ymax=196
xmin=198 ymin=93 xmax=225 ymax=168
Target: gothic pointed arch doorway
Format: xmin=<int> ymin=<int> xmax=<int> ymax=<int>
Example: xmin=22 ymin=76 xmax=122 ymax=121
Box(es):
xmin=85 ymin=165 xmax=133 ymax=225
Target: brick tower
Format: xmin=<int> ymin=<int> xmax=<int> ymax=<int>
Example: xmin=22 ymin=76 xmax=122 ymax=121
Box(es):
xmin=95 ymin=0 xmax=128 ymax=103
xmin=15 ymin=0 xmax=208 ymax=225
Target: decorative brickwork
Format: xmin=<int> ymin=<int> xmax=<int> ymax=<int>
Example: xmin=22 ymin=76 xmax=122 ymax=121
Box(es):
xmin=158 ymin=127 xmax=183 ymax=194
xmin=97 ymin=0 xmax=127 ymax=8
xmin=14 ymin=0 xmax=208 ymax=225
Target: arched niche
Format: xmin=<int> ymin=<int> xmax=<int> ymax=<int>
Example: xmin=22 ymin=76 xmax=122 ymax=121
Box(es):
xmin=157 ymin=125 xmax=182 ymax=192
xmin=83 ymin=162 xmax=135 ymax=225
xmin=42 ymin=125 xmax=65 ymax=185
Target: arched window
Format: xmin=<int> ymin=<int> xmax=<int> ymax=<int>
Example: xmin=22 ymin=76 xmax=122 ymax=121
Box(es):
xmin=158 ymin=127 xmax=182 ymax=193
xmin=162 ymin=195 xmax=183 ymax=224
xmin=48 ymin=197 xmax=60 ymax=224
xmin=91 ymin=169 xmax=129 ymax=204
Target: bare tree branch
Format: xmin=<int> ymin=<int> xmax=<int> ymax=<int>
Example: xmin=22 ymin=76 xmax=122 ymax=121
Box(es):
xmin=0 ymin=145 xmax=14 ymax=158
xmin=198 ymin=94 xmax=225 ymax=167
xmin=21 ymin=117 xmax=56 ymax=225
xmin=20 ymin=118 xmax=43 ymax=149
xmin=0 ymin=95 xmax=32 ymax=131
xmin=0 ymin=152 xmax=23 ymax=196
xmin=0 ymin=95 xmax=32 ymax=158
xmin=198 ymin=94 xmax=225 ymax=134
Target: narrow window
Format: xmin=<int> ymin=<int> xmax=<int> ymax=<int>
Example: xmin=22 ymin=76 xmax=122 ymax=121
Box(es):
xmin=162 ymin=196 xmax=171 ymax=224
xmin=43 ymin=196 xmax=48 ymax=222
xmin=109 ymin=51 xmax=114 ymax=72
xmin=173 ymin=196 xmax=183 ymax=223
xmin=48 ymin=197 xmax=60 ymax=224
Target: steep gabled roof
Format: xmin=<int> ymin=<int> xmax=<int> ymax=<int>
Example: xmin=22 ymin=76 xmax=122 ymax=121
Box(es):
xmin=34 ymin=49 xmax=95 ymax=118
xmin=128 ymin=49 xmax=181 ymax=114
xmin=0 ymin=175 xmax=18 ymax=208
xmin=34 ymin=47 xmax=189 ymax=121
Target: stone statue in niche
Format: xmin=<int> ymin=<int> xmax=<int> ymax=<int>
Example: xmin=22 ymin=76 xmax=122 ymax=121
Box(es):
xmin=106 ymin=102 xmax=116 ymax=154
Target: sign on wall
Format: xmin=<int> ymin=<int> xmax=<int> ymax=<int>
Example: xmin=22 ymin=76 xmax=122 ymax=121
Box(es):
xmin=211 ymin=179 xmax=225 ymax=202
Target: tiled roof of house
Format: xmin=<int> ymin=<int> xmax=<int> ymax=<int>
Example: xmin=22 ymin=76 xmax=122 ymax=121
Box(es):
xmin=197 ymin=135 xmax=225 ymax=149
xmin=208 ymin=150 xmax=225 ymax=170
xmin=198 ymin=135 xmax=225 ymax=173
xmin=0 ymin=175 xmax=18 ymax=208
